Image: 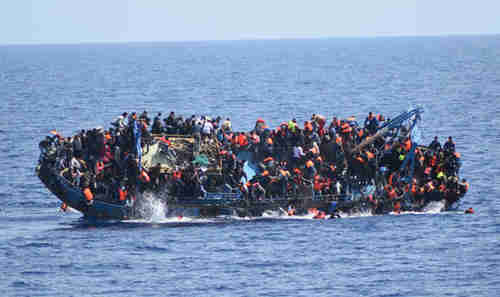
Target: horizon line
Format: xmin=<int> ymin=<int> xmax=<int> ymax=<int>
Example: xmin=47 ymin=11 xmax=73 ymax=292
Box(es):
xmin=1 ymin=32 xmax=499 ymax=47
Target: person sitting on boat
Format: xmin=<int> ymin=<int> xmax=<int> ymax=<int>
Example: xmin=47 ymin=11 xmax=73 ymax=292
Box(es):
xmin=151 ymin=113 xmax=163 ymax=134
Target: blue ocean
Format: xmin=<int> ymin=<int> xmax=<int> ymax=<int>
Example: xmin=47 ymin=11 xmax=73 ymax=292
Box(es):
xmin=1 ymin=36 xmax=499 ymax=297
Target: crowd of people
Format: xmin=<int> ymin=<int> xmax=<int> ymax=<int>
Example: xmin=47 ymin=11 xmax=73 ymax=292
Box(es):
xmin=38 ymin=109 xmax=469 ymax=213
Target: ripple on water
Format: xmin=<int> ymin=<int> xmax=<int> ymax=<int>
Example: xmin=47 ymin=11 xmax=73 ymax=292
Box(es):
xmin=1 ymin=37 xmax=500 ymax=297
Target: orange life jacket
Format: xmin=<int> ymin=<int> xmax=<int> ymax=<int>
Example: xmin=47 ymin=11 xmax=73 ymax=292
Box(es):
xmin=313 ymin=211 xmax=326 ymax=219
xmin=231 ymin=135 xmax=239 ymax=145
xmin=160 ymin=136 xmax=171 ymax=145
xmin=366 ymin=151 xmax=375 ymax=160
xmin=424 ymin=167 xmax=432 ymax=175
xmin=119 ymin=188 xmax=128 ymax=201
xmin=431 ymin=156 xmax=437 ymax=167
xmin=279 ymin=169 xmax=290 ymax=177
xmin=83 ymin=187 xmax=93 ymax=201
xmin=173 ymin=171 xmax=182 ymax=180
xmin=305 ymin=122 xmax=313 ymax=131
xmin=394 ymin=201 xmax=401 ymax=213
xmin=263 ymin=157 xmax=273 ymax=163
xmin=388 ymin=189 xmax=397 ymax=199
xmin=140 ymin=170 xmax=150 ymax=183
xmin=60 ymin=202 xmax=68 ymax=211
xmin=388 ymin=173 xmax=396 ymax=185
xmin=411 ymin=184 xmax=417 ymax=195
xmin=239 ymin=134 xmax=248 ymax=146
xmin=313 ymin=180 xmax=322 ymax=192
xmin=404 ymin=139 xmax=411 ymax=152
xmin=341 ymin=123 xmax=352 ymax=133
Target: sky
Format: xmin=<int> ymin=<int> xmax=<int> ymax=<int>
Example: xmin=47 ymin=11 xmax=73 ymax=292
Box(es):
xmin=0 ymin=1 xmax=499 ymax=44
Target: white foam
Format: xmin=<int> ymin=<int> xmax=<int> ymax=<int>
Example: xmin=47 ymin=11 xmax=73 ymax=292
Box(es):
xmin=133 ymin=192 xmax=168 ymax=222
xmin=389 ymin=200 xmax=447 ymax=216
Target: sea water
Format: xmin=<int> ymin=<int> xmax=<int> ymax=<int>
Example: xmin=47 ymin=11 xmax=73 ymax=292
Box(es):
xmin=1 ymin=36 xmax=499 ymax=296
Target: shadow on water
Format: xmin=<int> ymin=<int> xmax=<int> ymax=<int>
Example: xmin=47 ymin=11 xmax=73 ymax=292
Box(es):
xmin=53 ymin=213 xmax=327 ymax=231
xmin=55 ymin=216 xmax=252 ymax=231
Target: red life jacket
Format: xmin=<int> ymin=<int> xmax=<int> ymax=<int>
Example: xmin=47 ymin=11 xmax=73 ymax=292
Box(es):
xmin=387 ymin=188 xmax=397 ymax=199
xmin=239 ymin=134 xmax=248 ymax=146
xmin=119 ymin=188 xmax=128 ymax=201
xmin=96 ymin=161 xmax=105 ymax=175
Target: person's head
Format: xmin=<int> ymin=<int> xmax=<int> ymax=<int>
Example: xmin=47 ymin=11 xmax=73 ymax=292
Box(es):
xmin=448 ymin=136 xmax=453 ymax=141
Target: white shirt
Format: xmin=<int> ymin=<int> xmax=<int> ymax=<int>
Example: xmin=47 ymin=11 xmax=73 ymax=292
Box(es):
xmin=293 ymin=146 xmax=304 ymax=158
xmin=202 ymin=121 xmax=213 ymax=134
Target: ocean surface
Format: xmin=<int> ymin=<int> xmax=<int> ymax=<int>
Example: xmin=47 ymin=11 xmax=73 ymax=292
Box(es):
xmin=1 ymin=36 xmax=499 ymax=297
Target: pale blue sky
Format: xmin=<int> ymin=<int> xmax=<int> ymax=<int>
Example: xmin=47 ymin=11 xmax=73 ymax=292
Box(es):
xmin=1 ymin=1 xmax=499 ymax=44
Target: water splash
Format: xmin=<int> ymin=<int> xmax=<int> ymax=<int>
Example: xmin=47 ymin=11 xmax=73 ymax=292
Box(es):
xmin=421 ymin=200 xmax=446 ymax=213
xmin=134 ymin=192 xmax=168 ymax=222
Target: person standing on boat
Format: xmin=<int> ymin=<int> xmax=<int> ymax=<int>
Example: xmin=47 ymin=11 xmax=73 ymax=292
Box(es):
xmin=202 ymin=117 xmax=213 ymax=141
xmin=443 ymin=136 xmax=455 ymax=153
xmin=112 ymin=112 xmax=128 ymax=129
xmin=364 ymin=112 xmax=379 ymax=135
xmin=292 ymin=144 xmax=305 ymax=169
xmin=428 ymin=136 xmax=441 ymax=151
